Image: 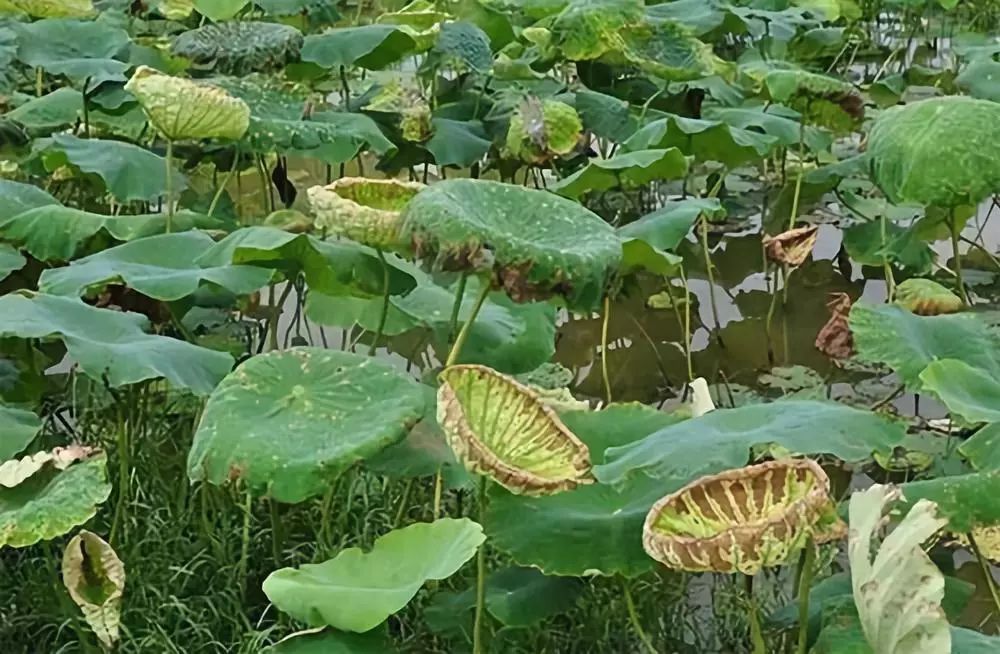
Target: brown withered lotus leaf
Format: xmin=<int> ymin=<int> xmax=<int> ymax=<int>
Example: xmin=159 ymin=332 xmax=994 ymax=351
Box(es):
xmin=763 ymin=224 xmax=819 ymax=267
xmin=815 ymin=292 xmax=855 ymax=360
xmin=893 ymin=278 xmax=963 ymax=316
xmin=308 ymin=178 xmax=424 ymax=250
xmin=437 ymin=364 xmax=593 ymax=496
xmin=642 ymin=458 xmax=845 ymax=575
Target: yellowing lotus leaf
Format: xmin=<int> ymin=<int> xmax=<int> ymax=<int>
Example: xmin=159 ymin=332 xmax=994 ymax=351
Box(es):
xmin=505 ymin=98 xmax=582 ymax=164
xmin=437 ymin=364 xmax=593 ymax=496
xmin=642 ymin=458 xmax=845 ymax=574
xmin=763 ymin=224 xmax=819 ymax=267
xmin=0 ymin=0 xmax=93 ymax=17
xmin=62 ymin=530 xmax=124 ymax=650
xmin=308 ymin=178 xmax=424 ymax=249
xmin=893 ymin=278 xmax=963 ymax=316
xmin=124 ymin=66 xmax=250 ymax=141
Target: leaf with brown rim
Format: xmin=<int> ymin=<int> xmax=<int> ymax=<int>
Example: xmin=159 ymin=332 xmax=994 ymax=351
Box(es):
xmin=763 ymin=224 xmax=819 ymax=267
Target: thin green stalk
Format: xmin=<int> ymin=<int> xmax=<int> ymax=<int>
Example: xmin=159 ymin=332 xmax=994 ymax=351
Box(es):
xmin=796 ymin=541 xmax=816 ymax=654
xmin=622 ymin=579 xmax=657 ymax=654
xmin=764 ymin=264 xmax=782 ymax=364
xmin=35 ymin=67 xmax=42 ymax=96
xmin=950 ymin=212 xmax=969 ymax=305
xmin=318 ymin=483 xmax=336 ymax=556
xmin=601 ymin=295 xmax=612 ymax=404
xmin=165 ymin=139 xmax=175 ymax=233
xmin=81 ymin=77 xmax=91 ymax=138
xmin=268 ymin=282 xmax=295 ymax=351
xmin=473 ymin=476 xmax=488 ymax=654
xmin=238 ymin=489 xmax=252 ymax=598
xmin=109 ymin=400 xmax=128 ymax=546
xmin=368 ymin=248 xmax=391 ymax=356
xmin=968 ymin=531 xmax=1000 ymax=619
xmin=746 ymin=575 xmax=766 ymax=654
xmin=270 ymin=500 xmax=283 ymax=566
xmin=447 ymin=273 xmax=469 ymax=344
xmin=393 ymin=478 xmax=414 ymax=527
xmin=208 ymin=152 xmax=239 ymax=217
xmin=880 ymin=214 xmax=896 ymax=302
xmin=700 ymin=215 xmax=722 ymax=342
xmin=432 ymin=466 xmax=444 ymax=519
xmin=788 ymin=123 xmax=806 ymax=231
xmin=445 ymin=279 xmax=490 ymax=368
xmin=679 ymin=269 xmax=694 ymax=381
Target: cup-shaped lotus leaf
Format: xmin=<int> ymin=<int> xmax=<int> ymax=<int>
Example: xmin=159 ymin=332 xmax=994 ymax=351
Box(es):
xmin=124 ymin=66 xmax=251 ymax=141
xmin=642 ymin=458 xmax=845 ymax=574
xmin=763 ymin=224 xmax=819 ymax=267
xmin=0 ymin=0 xmax=93 ymax=16
xmin=308 ymin=178 xmax=424 ymax=249
xmin=437 ymin=364 xmax=593 ymax=496
xmin=893 ymin=278 xmax=962 ymax=316
xmin=505 ymin=98 xmax=582 ymax=164
xmin=171 ymin=21 xmax=304 ymax=75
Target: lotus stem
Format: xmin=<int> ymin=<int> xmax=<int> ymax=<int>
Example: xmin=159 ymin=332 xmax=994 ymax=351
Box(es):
xmin=81 ymin=76 xmax=91 ymax=138
xmin=445 ymin=279 xmax=490 ymax=368
xmin=950 ymin=212 xmax=969 ymax=305
xmin=967 ymin=531 xmax=1000 ymax=619
xmin=269 ymin=499 xmax=283 ymax=566
xmin=237 ymin=489 xmax=252 ymax=598
xmin=473 ymin=475 xmax=488 ymax=654
xmin=679 ymin=268 xmax=694 ymax=382
xmin=164 ymin=139 xmax=175 ymax=233
xmin=788 ymin=123 xmax=806 ymax=231
xmin=745 ymin=575 xmax=767 ymax=654
xmin=764 ymin=264 xmax=782 ymax=364
xmin=208 ymin=151 xmax=240 ymax=217
xmin=35 ymin=67 xmax=42 ymax=97
xmin=622 ymin=579 xmax=657 ymax=654
xmin=109 ymin=400 xmax=129 ymax=546
xmin=447 ymin=273 xmax=469 ymax=345
xmin=601 ymin=295 xmax=612 ymax=404
xmin=880 ymin=214 xmax=895 ymax=302
xmin=368 ymin=248 xmax=391 ymax=357
xmin=795 ymin=541 xmax=816 ymax=654
xmin=699 ymin=214 xmax=722 ymax=344
xmin=432 ymin=466 xmax=444 ymax=519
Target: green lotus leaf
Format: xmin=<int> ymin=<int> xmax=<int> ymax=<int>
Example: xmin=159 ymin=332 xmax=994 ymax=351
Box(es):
xmin=574 ymin=89 xmax=638 ymax=142
xmin=194 ymin=0 xmax=249 ymax=20
xmin=0 ymin=179 xmax=59 ymax=222
xmin=847 ymin=485 xmax=950 ymax=653
xmin=265 ymin=630 xmax=393 ymax=654
xmin=0 ymin=452 xmax=110 ymax=548
xmin=645 ymin=0 xmax=743 ymax=36
xmin=893 ymin=278 xmax=963 ymax=316
xmin=302 ymin=25 xmax=417 ymax=69
xmin=0 ymin=406 xmax=41 ymax=462
xmin=6 ymin=87 xmax=84 ymax=133
xmin=504 ymin=99 xmax=582 ymax=163
xmin=623 ymin=113 xmax=777 ymax=166
xmin=959 ymin=423 xmax=1000 ymax=472
xmin=211 ymin=75 xmax=395 ymax=158
xmin=867 ymin=96 xmax=1000 ymax=208
xmin=0 ymin=244 xmax=25 ymax=283
xmin=551 ymin=0 xmax=643 ymax=61
xmin=62 ymin=530 xmax=124 ymax=650
xmin=898 ymin=472 xmax=1000 ymax=534
xmin=431 ymin=21 xmax=493 ymax=73
xmin=956 ymin=58 xmax=1000 ymax=102
xmin=262 ymin=518 xmax=485 ymax=630
xmin=841 ymin=218 xmax=933 ymax=274
xmin=32 ymin=134 xmax=187 ymax=204
xmin=594 ymin=400 xmax=905 ymax=486
xmin=621 ymin=20 xmax=718 ymax=82
xmin=400 ymin=179 xmax=621 ymax=311
xmin=38 ymin=232 xmax=273 ymax=301
xmin=171 ymin=21 xmax=303 ymax=75
xmin=704 ymin=105 xmax=830 ymax=152
xmin=438 ymin=364 xmax=591 ymax=495
xmin=308 ymin=178 xmax=424 ymax=250
xmin=188 ymin=348 xmax=426 ymax=502
xmin=551 ymin=148 xmax=689 ymax=200
xmin=376 ymin=0 xmax=449 ymax=36
xmin=485 ymin=403 xmax=681 ymax=576
xmin=305 ymin=292 xmax=419 ymax=339
xmin=762 ymin=68 xmax=863 ymax=133
xmin=0 ymin=0 xmax=93 ymax=16
xmin=12 ymin=18 xmax=130 ymax=84
xmin=619 ymin=198 xmax=724 ymax=252
xmin=125 ymin=66 xmax=250 ymax=142
xmin=849 ymin=303 xmax=1000 ymax=390
xmin=643 ymin=458 xmax=844 ymax=574
xmin=425 ymin=118 xmax=492 ymax=168
xmin=0 ymin=293 xmax=233 ymax=394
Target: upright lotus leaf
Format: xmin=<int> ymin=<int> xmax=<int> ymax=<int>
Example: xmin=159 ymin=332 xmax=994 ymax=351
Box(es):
xmin=263 ymin=518 xmax=485 ymax=631
xmin=12 ymin=19 xmax=130 ymax=84
xmin=897 ymin=473 xmax=1000 ymax=536
xmin=437 ymin=364 xmax=592 ymax=495
xmin=815 ymin=292 xmax=854 ymax=360
xmin=265 ymin=630 xmax=392 ymax=653
xmin=868 ymin=97 xmax=1000 ymax=208
xmin=6 ymin=87 xmax=84 ymax=133
xmin=594 ymin=400 xmax=905 ymax=486
xmin=400 ymin=179 xmax=622 ymax=311
xmin=623 ymin=113 xmax=777 ymax=166
xmin=618 ymin=198 xmax=725 ymax=252
xmin=125 ymin=66 xmax=250 ymax=142
xmin=550 ymin=0 xmax=644 ymax=61
xmin=38 ymin=232 xmax=274 ymax=301
xmin=308 ymin=178 xmax=424 ymax=250
xmin=551 ymin=149 xmax=689 ymax=200
xmin=171 ymin=21 xmax=303 ymax=75
xmin=620 ymin=20 xmax=718 ymax=82
xmin=643 ymin=459 xmax=844 ymax=574
xmin=505 ymin=98 xmax=582 ymax=163
xmin=425 ymin=118 xmax=492 ymax=168
xmin=849 ymin=303 xmax=1000 ymax=390
xmin=0 ymin=293 xmax=233 ymax=395
xmin=0 ymin=179 xmax=59 ymax=222
xmin=377 ymin=0 xmax=448 ymax=49
xmin=431 ymin=21 xmax=493 ymax=74
xmin=956 ymin=58 xmax=1000 ymax=102
xmin=919 ymin=359 xmax=1000 ymax=425
xmin=847 ymin=485 xmax=950 ymax=654
xmin=0 ymin=406 xmax=41 ymax=462
xmin=62 ymin=531 xmax=124 ymax=650
xmin=194 ymin=0 xmax=249 ymax=20
xmin=0 ymin=0 xmax=93 ymax=16
xmin=0 ymin=451 xmax=110 ymax=548
xmin=705 ymin=105 xmax=831 ymax=152
xmin=894 ymin=278 xmax=963 ymax=316
xmin=762 ymin=224 xmax=819 ymax=267
xmin=0 ymin=244 xmax=25 ymax=283
xmin=188 ymin=348 xmax=426 ymax=503
xmin=301 ymin=25 xmax=417 ymax=69
xmin=365 ymin=79 xmax=431 ymax=142
xmin=763 ymin=68 xmax=863 ymax=133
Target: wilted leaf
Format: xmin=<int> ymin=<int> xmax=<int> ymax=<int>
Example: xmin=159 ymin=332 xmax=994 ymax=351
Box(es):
xmin=762 ymin=224 xmax=819 ymax=267
xmin=815 ymin=292 xmax=854 ymax=360
xmin=505 ymin=98 xmax=582 ymax=163
xmin=308 ymin=178 xmax=423 ymax=250
xmin=893 ymin=278 xmax=963 ymax=316
xmin=62 ymin=531 xmax=124 ymax=650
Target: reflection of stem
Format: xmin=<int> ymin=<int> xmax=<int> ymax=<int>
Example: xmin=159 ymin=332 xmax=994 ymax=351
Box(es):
xmin=968 ymin=530 xmax=1000 ymax=619
xmin=447 ymin=273 xmax=469 ymax=344
xmin=622 ymin=579 xmax=657 ymax=654
xmin=601 ymin=295 xmax=612 ymax=404
xmin=164 ymin=140 xmax=175 ymax=233
xmin=368 ymin=248 xmax=391 ymax=356
xmin=795 ymin=541 xmax=816 ymax=654
xmin=746 ymin=575 xmax=767 ymax=654
xmin=473 ymin=476 xmax=488 ymax=654
xmin=950 ymin=211 xmax=969 ymax=305
xmin=445 ymin=279 xmax=490 ymax=367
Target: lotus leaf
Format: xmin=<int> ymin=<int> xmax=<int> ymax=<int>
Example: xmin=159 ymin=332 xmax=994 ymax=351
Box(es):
xmin=551 ymin=0 xmax=644 ymax=61
xmin=841 ymin=219 xmax=934 ymax=274
xmin=400 ymin=179 xmax=621 ymax=310
xmin=301 ymin=25 xmax=417 ymax=70
xmin=620 ymin=20 xmax=718 ymax=82
xmin=574 ymin=89 xmax=637 ymax=142
xmin=12 ymin=19 xmax=130 ymax=84
xmin=265 ymin=630 xmax=392 ymax=653
xmin=762 ymin=224 xmax=819 ymax=267
xmin=171 ymin=21 xmax=303 ymax=75
xmin=0 ymin=452 xmax=110 ymax=548
xmin=643 ymin=459 xmax=844 ymax=574
xmin=867 ymin=96 xmax=1000 ymax=208
xmin=619 ymin=198 xmax=725 ymax=253
xmin=705 ymin=105 xmax=831 ymax=151
xmin=194 ymin=0 xmax=248 ymax=20
xmin=6 ymin=87 xmax=84 ymax=132
xmin=262 ymin=518 xmax=485 ymax=631
xmin=432 ymin=21 xmax=493 ymax=73
xmin=623 ymin=113 xmax=777 ymax=166
xmin=551 ymin=149 xmax=689 ymax=199
xmin=38 ymin=232 xmax=274 ymax=301
xmin=437 ymin=364 xmax=592 ymax=495
xmin=425 ymin=118 xmax=491 ymax=168
xmin=0 ymin=406 xmax=40 ymax=462
xmin=188 ymin=348 xmax=426 ymax=503
xmin=62 ymin=531 xmax=124 ymax=650
xmin=0 ymin=179 xmax=59 ymax=221
xmin=956 ymin=58 xmax=1000 ymax=102
xmin=763 ymin=68 xmax=863 ymax=132
xmin=0 ymin=0 xmax=93 ymax=16
xmin=898 ymin=472 xmax=1000 ymax=534
xmin=308 ymin=178 xmax=424 ymax=250
xmin=504 ymin=98 xmax=582 ymax=163
xmin=0 ymin=244 xmax=25 ymax=282
xmin=893 ymin=279 xmax=963 ymax=316
xmin=847 ymin=485 xmax=950 ymax=653
xmin=0 ymin=293 xmax=233 ymax=395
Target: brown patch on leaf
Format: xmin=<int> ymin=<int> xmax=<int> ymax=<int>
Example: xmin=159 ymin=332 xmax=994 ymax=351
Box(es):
xmin=815 ymin=292 xmax=854 ymax=360
xmin=763 ymin=225 xmax=819 ymax=267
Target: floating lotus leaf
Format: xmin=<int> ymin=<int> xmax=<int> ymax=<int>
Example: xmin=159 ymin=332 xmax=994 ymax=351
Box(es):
xmin=400 ymin=179 xmax=622 ymax=311
xmin=6 ymin=87 xmax=83 ymax=133
xmin=171 ymin=21 xmax=303 ymax=75
xmin=505 ymin=98 xmax=582 ymax=163
xmin=124 ymin=66 xmax=250 ymax=141
xmin=437 ymin=364 xmax=593 ymax=495
xmin=867 ymin=96 xmax=1000 ymax=208
xmin=815 ymin=292 xmax=854 ymax=360
xmin=62 ymin=531 xmax=124 ymax=650
xmin=642 ymin=458 xmax=845 ymax=574
xmin=847 ymin=485 xmax=950 ymax=654
xmin=0 ymin=0 xmax=93 ymax=16
xmin=762 ymin=224 xmax=819 ymax=267
xmin=893 ymin=278 xmax=963 ymax=316
xmin=308 ymin=178 xmax=424 ymax=250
